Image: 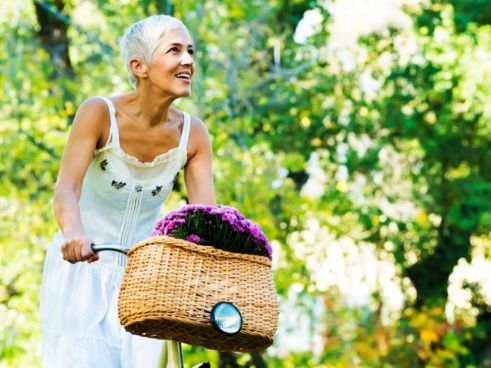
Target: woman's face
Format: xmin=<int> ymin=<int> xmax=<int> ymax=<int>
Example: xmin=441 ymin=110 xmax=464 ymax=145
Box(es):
xmin=147 ymin=28 xmax=195 ymax=97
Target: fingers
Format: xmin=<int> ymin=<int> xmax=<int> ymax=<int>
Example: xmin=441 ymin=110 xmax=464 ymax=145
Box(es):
xmin=87 ymin=243 xmax=100 ymax=264
xmin=61 ymin=236 xmax=96 ymax=264
xmin=81 ymin=241 xmax=93 ymax=259
xmin=87 ymin=254 xmax=99 ymax=264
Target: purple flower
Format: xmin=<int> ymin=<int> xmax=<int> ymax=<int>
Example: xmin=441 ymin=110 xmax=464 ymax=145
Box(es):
xmin=152 ymin=204 xmax=273 ymax=260
xmin=185 ymin=234 xmax=201 ymax=244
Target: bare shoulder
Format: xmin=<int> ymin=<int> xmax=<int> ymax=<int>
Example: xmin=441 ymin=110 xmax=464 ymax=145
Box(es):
xmin=75 ymin=96 xmax=110 ymax=122
xmin=188 ymin=114 xmax=210 ymax=137
xmin=71 ymin=96 xmax=112 ymax=148
xmin=186 ymin=114 xmax=212 ymax=158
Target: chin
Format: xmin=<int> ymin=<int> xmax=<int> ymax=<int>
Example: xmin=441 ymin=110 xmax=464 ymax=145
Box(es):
xmin=179 ymin=89 xmax=192 ymax=97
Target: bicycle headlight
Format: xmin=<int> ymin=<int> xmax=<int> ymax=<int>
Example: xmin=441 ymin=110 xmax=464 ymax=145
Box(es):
xmin=210 ymin=302 xmax=242 ymax=335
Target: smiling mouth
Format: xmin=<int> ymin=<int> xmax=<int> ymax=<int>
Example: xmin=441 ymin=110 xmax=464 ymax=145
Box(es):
xmin=176 ymin=73 xmax=191 ymax=80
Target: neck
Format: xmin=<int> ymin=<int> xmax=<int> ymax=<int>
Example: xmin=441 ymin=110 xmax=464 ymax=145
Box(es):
xmin=127 ymin=89 xmax=178 ymax=126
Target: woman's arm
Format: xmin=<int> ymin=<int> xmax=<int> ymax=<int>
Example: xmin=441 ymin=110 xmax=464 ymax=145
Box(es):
xmin=54 ymin=97 xmax=108 ymax=263
xmin=184 ymin=117 xmax=217 ymax=206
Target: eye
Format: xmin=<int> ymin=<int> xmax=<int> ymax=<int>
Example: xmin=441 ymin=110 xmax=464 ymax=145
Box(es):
xmin=168 ymin=47 xmax=179 ymax=53
xmin=188 ymin=49 xmax=194 ymax=55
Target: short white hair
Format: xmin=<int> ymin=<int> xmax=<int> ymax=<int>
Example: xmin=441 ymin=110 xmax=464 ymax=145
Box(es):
xmin=119 ymin=15 xmax=189 ymax=88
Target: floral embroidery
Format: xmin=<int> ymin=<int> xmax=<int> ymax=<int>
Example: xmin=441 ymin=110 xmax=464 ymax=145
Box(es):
xmin=111 ymin=180 xmax=126 ymax=189
xmin=135 ymin=185 xmax=143 ymax=192
xmin=100 ymin=159 xmax=108 ymax=171
xmin=152 ymin=186 xmax=162 ymax=196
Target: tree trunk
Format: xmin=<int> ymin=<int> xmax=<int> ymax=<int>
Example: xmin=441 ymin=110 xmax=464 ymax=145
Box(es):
xmin=33 ymin=0 xmax=74 ymax=79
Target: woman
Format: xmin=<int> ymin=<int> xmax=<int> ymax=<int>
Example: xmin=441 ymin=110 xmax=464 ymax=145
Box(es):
xmin=40 ymin=14 xmax=216 ymax=367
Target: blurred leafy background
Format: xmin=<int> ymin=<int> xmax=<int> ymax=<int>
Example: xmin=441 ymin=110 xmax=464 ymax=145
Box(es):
xmin=1 ymin=0 xmax=490 ymax=367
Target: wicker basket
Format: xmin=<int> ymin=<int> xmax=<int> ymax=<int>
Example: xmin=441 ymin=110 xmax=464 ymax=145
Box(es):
xmin=117 ymin=235 xmax=279 ymax=352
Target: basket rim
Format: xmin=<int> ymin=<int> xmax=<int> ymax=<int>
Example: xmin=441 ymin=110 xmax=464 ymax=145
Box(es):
xmin=123 ymin=317 xmax=274 ymax=352
xmin=129 ymin=235 xmax=272 ymax=266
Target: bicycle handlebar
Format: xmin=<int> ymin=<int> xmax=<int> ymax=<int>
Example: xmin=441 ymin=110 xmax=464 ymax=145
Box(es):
xmin=91 ymin=242 xmax=131 ymax=255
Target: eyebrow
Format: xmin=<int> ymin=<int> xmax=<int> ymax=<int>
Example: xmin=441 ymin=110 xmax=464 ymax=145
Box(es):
xmin=168 ymin=42 xmax=194 ymax=48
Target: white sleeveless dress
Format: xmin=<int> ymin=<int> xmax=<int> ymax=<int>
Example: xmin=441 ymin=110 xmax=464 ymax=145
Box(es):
xmin=41 ymin=97 xmax=190 ymax=367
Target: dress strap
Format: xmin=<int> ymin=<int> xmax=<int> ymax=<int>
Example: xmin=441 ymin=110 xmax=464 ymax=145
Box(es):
xmin=98 ymin=96 xmax=120 ymax=148
xmin=178 ymin=112 xmax=191 ymax=151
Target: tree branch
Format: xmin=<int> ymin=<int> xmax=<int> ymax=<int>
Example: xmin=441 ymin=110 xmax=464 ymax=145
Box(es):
xmin=18 ymin=127 xmax=59 ymax=159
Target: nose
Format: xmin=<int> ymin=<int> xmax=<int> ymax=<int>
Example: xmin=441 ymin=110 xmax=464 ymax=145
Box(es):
xmin=181 ymin=52 xmax=194 ymax=66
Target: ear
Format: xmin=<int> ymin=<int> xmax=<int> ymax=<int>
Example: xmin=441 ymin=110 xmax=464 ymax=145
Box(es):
xmin=129 ymin=58 xmax=148 ymax=80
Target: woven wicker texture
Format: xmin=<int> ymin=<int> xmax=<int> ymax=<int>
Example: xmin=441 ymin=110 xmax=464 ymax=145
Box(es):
xmin=118 ymin=236 xmax=279 ymax=352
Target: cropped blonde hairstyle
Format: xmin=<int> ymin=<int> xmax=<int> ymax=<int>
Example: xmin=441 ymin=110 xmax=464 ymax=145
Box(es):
xmin=119 ymin=15 xmax=189 ymax=88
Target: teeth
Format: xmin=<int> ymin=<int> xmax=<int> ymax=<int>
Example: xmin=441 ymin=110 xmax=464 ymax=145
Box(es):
xmin=176 ymin=73 xmax=190 ymax=78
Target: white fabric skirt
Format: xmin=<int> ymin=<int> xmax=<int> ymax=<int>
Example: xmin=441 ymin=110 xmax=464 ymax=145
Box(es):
xmin=41 ymin=231 xmax=163 ymax=368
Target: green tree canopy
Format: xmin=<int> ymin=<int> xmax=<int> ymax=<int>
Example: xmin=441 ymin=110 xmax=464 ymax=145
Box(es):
xmin=1 ymin=0 xmax=490 ymax=367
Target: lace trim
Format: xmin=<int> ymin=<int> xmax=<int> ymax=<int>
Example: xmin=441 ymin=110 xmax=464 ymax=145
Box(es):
xmin=94 ymin=144 xmax=186 ymax=168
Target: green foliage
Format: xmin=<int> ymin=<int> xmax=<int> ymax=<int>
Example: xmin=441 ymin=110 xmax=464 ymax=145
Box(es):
xmin=1 ymin=0 xmax=490 ymax=367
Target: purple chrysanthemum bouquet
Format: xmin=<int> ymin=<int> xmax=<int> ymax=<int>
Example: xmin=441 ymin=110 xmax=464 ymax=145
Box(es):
xmin=152 ymin=204 xmax=272 ymax=260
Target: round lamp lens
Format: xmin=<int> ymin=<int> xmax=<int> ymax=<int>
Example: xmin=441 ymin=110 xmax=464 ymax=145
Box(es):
xmin=211 ymin=302 xmax=242 ymax=335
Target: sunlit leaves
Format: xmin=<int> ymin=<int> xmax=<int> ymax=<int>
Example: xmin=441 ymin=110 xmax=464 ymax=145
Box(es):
xmin=1 ymin=0 xmax=491 ymax=366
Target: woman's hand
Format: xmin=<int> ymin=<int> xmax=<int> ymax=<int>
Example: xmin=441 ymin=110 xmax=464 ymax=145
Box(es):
xmin=61 ymin=236 xmax=99 ymax=264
